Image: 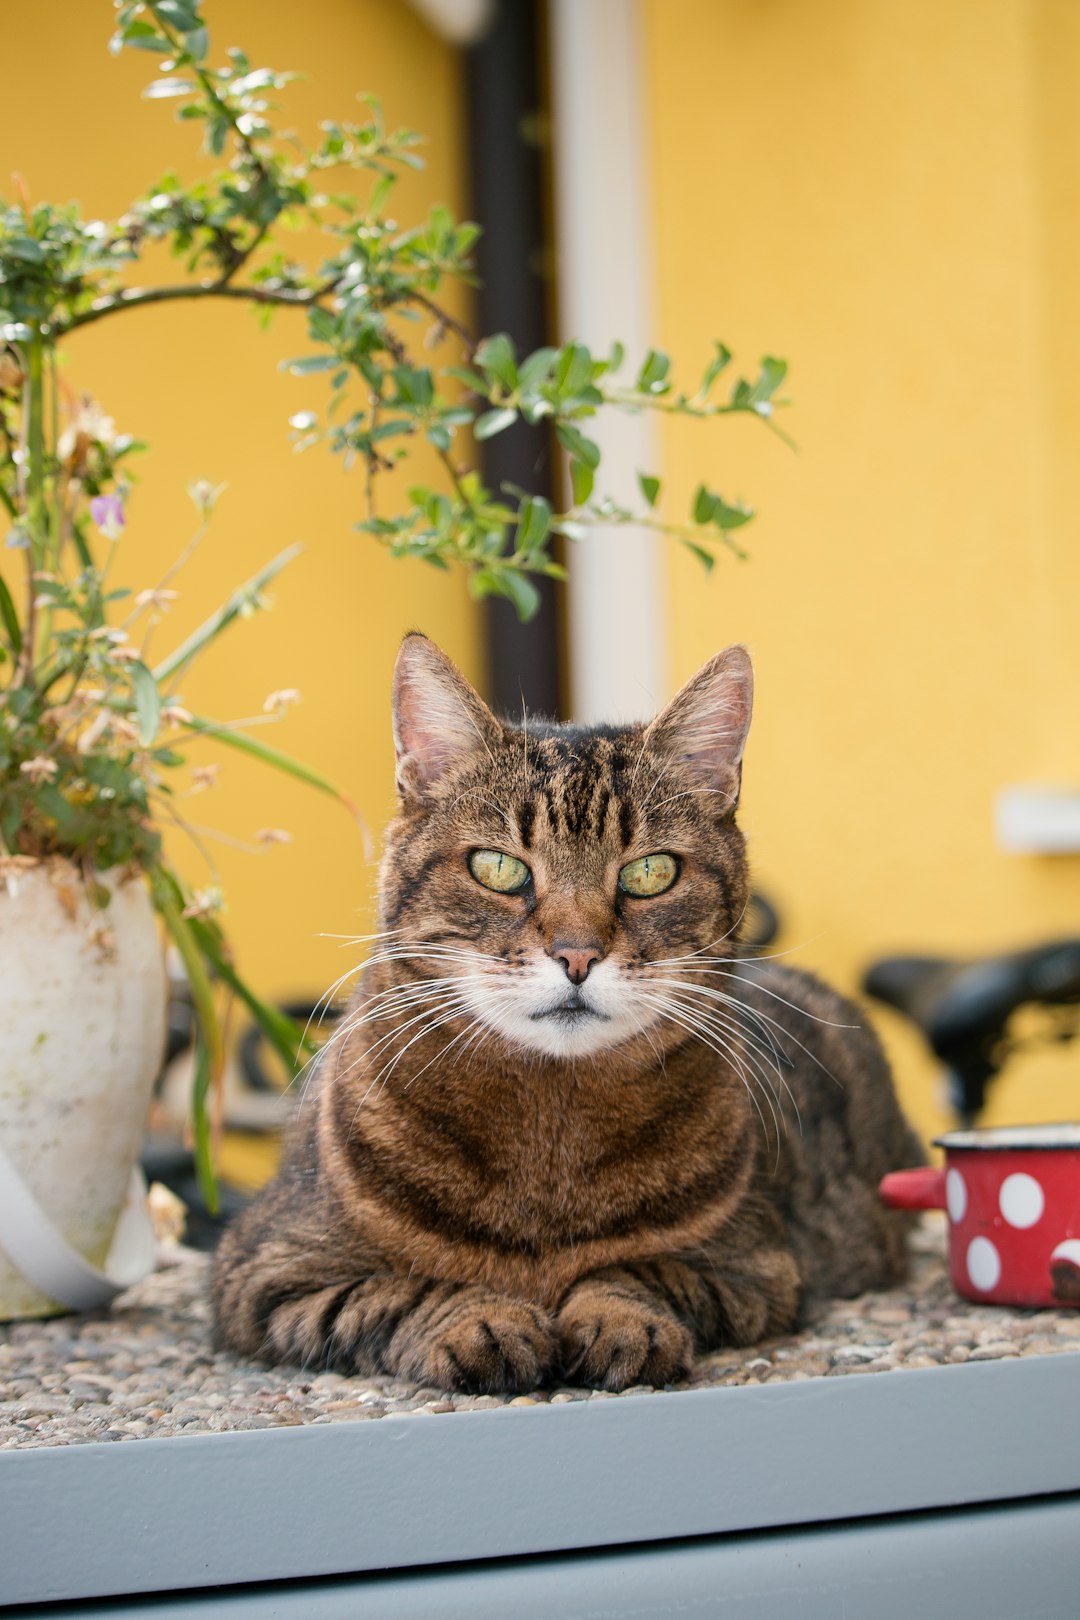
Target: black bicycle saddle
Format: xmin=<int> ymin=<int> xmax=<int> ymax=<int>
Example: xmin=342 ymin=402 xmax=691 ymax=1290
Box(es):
xmin=863 ymin=939 xmax=1080 ymax=1057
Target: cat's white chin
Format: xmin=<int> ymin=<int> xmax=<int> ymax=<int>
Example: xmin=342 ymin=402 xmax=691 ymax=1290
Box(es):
xmin=461 ymin=959 xmax=654 ymax=1060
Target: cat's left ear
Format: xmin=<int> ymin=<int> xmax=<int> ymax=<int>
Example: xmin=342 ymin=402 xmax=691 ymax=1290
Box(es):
xmin=643 ymin=645 xmax=753 ymax=810
xmin=392 ymin=633 xmax=501 ymax=804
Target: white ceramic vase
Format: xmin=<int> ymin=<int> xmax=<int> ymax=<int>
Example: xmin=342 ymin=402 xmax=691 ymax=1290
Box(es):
xmin=0 ymin=857 xmax=166 ymax=1319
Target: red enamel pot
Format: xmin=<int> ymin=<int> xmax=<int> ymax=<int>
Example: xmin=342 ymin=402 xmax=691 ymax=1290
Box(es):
xmin=880 ymin=1124 xmax=1080 ymax=1309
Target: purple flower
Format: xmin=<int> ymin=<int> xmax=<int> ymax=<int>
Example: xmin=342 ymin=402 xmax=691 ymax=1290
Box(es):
xmin=90 ymin=493 xmax=125 ymax=540
xmin=5 ymin=526 xmax=30 ymax=549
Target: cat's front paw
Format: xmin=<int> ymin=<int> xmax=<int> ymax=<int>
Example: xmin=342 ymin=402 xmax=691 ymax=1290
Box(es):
xmin=557 ymin=1291 xmax=693 ymax=1391
xmin=397 ymin=1291 xmax=556 ymax=1394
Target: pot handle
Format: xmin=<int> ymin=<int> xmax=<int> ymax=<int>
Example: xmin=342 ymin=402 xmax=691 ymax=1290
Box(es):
xmin=879 ymin=1167 xmax=947 ymax=1211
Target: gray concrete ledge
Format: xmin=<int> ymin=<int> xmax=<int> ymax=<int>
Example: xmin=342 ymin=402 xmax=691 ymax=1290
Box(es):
xmin=48 ymin=1493 xmax=1080 ymax=1620
xmin=3 ymin=1349 xmax=1079 ymax=1608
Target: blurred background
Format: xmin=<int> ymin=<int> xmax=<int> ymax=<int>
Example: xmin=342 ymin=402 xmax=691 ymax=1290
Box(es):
xmin=5 ymin=0 xmax=1080 ymax=1209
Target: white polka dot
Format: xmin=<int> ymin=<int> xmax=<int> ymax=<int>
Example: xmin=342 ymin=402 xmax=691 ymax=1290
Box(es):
xmin=1050 ymin=1239 xmax=1080 ymax=1267
xmin=946 ymin=1168 xmax=967 ymax=1223
xmin=967 ymin=1236 xmax=1002 ymax=1292
xmin=998 ymin=1172 xmax=1045 ymax=1229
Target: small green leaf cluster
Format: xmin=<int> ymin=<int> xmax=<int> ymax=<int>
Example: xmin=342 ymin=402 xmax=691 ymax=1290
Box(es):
xmin=4 ymin=2 xmax=789 ymax=621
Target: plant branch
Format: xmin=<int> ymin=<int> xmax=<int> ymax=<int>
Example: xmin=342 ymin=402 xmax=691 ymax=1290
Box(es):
xmin=149 ymin=4 xmax=272 ymax=185
xmin=405 ymin=289 xmax=475 ymax=352
xmin=67 ymin=278 xmax=331 ymax=333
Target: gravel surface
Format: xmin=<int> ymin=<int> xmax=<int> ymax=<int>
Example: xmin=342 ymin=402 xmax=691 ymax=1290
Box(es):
xmin=1 ymin=1218 xmax=1077 ymax=1449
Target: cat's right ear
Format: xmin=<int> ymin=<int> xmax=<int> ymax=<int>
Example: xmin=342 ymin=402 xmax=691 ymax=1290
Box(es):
xmin=391 ymin=633 xmax=501 ymax=804
xmin=643 ymin=644 xmax=754 ymax=811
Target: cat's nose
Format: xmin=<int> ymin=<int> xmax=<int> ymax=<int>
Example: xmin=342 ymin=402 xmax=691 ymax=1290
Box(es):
xmin=553 ymin=943 xmax=603 ymax=984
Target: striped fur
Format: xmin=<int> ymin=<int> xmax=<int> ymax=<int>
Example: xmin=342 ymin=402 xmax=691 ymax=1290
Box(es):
xmin=211 ymin=637 xmax=921 ymax=1393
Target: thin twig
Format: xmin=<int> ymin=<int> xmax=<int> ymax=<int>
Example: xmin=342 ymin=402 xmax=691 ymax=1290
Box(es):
xmin=66 ymin=279 xmax=328 ymax=334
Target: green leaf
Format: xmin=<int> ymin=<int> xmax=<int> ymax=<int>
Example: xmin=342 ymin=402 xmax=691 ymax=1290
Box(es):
xmin=191 ymin=1033 xmax=217 ymax=1214
xmin=0 ymin=795 xmax=21 ymax=854
xmin=517 ymin=347 xmax=558 ymax=393
xmin=637 ymin=472 xmax=661 ymax=509
xmin=153 ymin=0 xmax=202 ymax=29
xmin=150 ymin=866 xmax=223 ymax=1211
xmin=555 ymin=421 xmax=600 ymax=469
xmin=153 ymin=545 xmax=302 ymax=684
xmin=748 ymin=355 xmax=787 ymax=404
xmin=712 ymin=497 xmax=754 ymax=531
xmin=36 ymin=786 xmax=79 ymax=834
xmin=570 ymin=459 xmax=594 ymax=505
xmin=184 ymin=716 xmax=361 ymax=814
xmin=184 ymin=24 xmax=209 ymax=61
xmin=187 ymin=918 xmax=312 ymax=1075
xmin=130 ymin=660 xmax=161 ymax=746
xmin=693 ymin=484 xmax=719 ymax=524
xmin=123 ymin=29 xmax=172 ymax=52
xmin=516 ymin=495 xmax=551 ymax=554
xmin=495 ymin=568 xmax=541 ymax=621
xmin=143 ymin=78 xmax=193 ymax=99
xmin=280 ymin=354 xmax=339 ymax=376
xmin=5 ymin=238 xmax=44 ymax=263
xmin=682 ymin=539 xmax=716 ymax=573
xmin=555 ymin=343 xmax=592 ymax=396
xmin=474 ymin=407 xmax=517 ymax=441
xmin=474 ymin=333 xmax=518 ymax=391
xmin=0 ymin=572 xmax=22 ymax=655
xmin=701 ymin=343 xmax=732 ymax=392
xmin=637 ymin=349 xmax=670 ymax=393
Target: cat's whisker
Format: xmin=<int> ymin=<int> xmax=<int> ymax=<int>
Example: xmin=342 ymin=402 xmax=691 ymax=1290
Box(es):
xmin=292 ymin=983 xmax=417 ymax=1077
xmin=647 ymin=785 xmax=737 ymax=813
xmin=314 ymin=982 xmax=475 ymax=1098
xmin=362 ymin=991 xmax=492 ymax=1110
xmin=634 ymin=990 xmax=777 ymax=1151
xmin=727 ymin=965 xmax=858 ymax=1030
xmin=399 ymin=1001 xmax=507 ymax=1096
xmin=653 ymin=958 xmax=855 ymax=1030
xmin=653 ymin=987 xmax=791 ymax=1143
xmin=319 ymin=926 xmax=411 ymax=946
xmin=362 ymin=943 xmax=502 ymax=971
xmin=342 ymin=987 xmax=475 ymax=1076
xmin=476 ymin=794 xmax=516 ymax=837
xmin=346 ymin=996 xmax=478 ymax=1125
xmin=645 ymin=976 xmax=789 ymax=1067
xmin=648 ymin=984 xmax=800 ymax=1141
xmin=649 ymin=968 xmax=835 ymax=1103
xmin=703 ymin=985 xmax=845 ymax=1094
xmin=649 ymin=909 xmax=749 ymax=965
xmin=302 ymin=960 xmax=371 ymax=1043
xmin=649 ymin=986 xmax=788 ymax=1108
xmin=299 ymin=934 xmax=473 ymax=1046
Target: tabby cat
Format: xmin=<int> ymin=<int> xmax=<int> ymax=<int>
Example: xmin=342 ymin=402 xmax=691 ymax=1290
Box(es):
xmin=211 ymin=634 xmax=922 ymax=1392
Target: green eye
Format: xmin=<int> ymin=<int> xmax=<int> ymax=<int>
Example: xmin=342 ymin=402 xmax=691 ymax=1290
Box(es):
xmin=469 ymin=849 xmax=531 ymax=893
xmin=618 ymin=853 xmax=679 ymax=897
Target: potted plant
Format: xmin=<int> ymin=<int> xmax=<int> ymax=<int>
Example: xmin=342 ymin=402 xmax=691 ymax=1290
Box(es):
xmin=0 ymin=0 xmax=788 ymax=1318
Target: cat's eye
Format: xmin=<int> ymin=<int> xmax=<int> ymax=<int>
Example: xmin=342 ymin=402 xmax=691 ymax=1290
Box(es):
xmin=618 ymin=853 xmax=679 ymax=897
xmin=469 ymin=849 xmax=531 ymax=894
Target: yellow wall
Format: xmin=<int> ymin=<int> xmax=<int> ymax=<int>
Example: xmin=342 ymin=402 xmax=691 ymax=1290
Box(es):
xmin=3 ymin=2 xmax=481 ymax=1010
xmin=644 ymin=0 xmax=1080 ymax=1144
